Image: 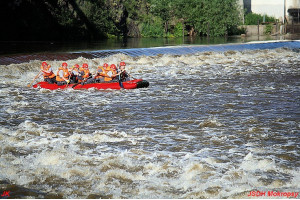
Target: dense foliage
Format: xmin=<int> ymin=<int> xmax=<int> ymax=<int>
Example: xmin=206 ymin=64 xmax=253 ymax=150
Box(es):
xmin=0 ymin=0 xmax=243 ymax=41
xmin=244 ymin=13 xmax=276 ymax=25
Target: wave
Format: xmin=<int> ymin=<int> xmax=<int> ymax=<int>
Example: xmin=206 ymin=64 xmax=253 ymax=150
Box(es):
xmin=1 ymin=40 xmax=300 ymax=65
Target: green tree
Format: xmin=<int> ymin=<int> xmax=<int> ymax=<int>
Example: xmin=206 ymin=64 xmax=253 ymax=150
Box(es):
xmin=192 ymin=0 xmax=241 ymax=37
xmin=172 ymin=0 xmax=242 ymax=37
xmin=148 ymin=0 xmax=173 ymax=34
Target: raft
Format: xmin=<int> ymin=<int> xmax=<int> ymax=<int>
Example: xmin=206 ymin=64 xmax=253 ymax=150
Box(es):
xmin=32 ymin=79 xmax=149 ymax=90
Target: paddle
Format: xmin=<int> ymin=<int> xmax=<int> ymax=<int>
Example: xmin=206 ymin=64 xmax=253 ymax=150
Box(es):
xmin=27 ymin=70 xmax=42 ymax=87
xmin=118 ymin=73 xmax=124 ymax=88
xmin=65 ymin=73 xmax=72 ymax=88
xmin=116 ymin=64 xmax=124 ymax=88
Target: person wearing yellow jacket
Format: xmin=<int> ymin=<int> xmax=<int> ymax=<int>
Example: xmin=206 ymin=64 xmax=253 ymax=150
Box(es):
xmin=56 ymin=62 xmax=70 ymax=85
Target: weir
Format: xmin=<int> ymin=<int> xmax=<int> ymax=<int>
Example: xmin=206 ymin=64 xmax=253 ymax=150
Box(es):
xmin=77 ymin=40 xmax=300 ymax=57
xmin=1 ymin=40 xmax=300 ymax=65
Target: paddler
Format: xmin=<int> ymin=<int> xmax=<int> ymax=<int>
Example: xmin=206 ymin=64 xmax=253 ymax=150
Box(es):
xmin=94 ymin=63 xmax=108 ymax=83
xmin=78 ymin=63 xmax=93 ymax=84
xmin=110 ymin=64 xmax=118 ymax=82
xmin=117 ymin=62 xmax=131 ymax=82
xmin=69 ymin=64 xmax=80 ymax=83
xmin=56 ymin=62 xmax=70 ymax=85
xmin=94 ymin=63 xmax=106 ymax=83
xmin=99 ymin=63 xmax=118 ymax=82
xmin=40 ymin=61 xmax=56 ymax=84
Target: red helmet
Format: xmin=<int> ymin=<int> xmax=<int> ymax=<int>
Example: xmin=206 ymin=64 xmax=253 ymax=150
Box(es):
xmin=74 ymin=64 xmax=79 ymax=68
xmin=103 ymin=63 xmax=109 ymax=68
xmin=120 ymin=62 xmax=126 ymax=66
xmin=82 ymin=63 xmax=88 ymax=68
xmin=42 ymin=62 xmax=48 ymax=67
xmin=110 ymin=64 xmax=117 ymax=70
xmin=62 ymin=62 xmax=68 ymax=67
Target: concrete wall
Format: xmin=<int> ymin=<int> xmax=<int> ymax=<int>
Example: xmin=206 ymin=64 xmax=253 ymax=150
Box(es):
xmin=242 ymin=25 xmax=281 ymax=36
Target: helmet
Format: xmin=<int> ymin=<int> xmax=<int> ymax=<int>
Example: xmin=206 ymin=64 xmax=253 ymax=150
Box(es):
xmin=82 ymin=63 xmax=88 ymax=68
xmin=103 ymin=63 xmax=109 ymax=68
xmin=74 ymin=64 xmax=79 ymax=68
xmin=62 ymin=62 xmax=68 ymax=67
xmin=110 ymin=64 xmax=117 ymax=70
xmin=120 ymin=62 xmax=126 ymax=66
xmin=42 ymin=62 xmax=48 ymax=67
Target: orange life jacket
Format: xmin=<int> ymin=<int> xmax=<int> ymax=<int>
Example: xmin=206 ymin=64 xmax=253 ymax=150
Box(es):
xmin=103 ymin=66 xmax=116 ymax=82
xmin=79 ymin=68 xmax=90 ymax=78
xmin=56 ymin=67 xmax=70 ymax=82
xmin=94 ymin=66 xmax=105 ymax=79
xmin=41 ymin=65 xmax=55 ymax=79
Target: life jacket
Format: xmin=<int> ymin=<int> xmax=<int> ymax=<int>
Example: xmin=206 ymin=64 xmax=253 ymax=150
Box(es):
xmin=103 ymin=66 xmax=116 ymax=82
xmin=79 ymin=68 xmax=90 ymax=78
xmin=41 ymin=65 xmax=55 ymax=79
xmin=56 ymin=67 xmax=70 ymax=82
xmin=120 ymin=70 xmax=130 ymax=81
xmin=94 ymin=66 xmax=105 ymax=79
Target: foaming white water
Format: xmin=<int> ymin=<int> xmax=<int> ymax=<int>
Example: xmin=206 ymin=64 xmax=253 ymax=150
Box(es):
xmin=0 ymin=47 xmax=299 ymax=198
xmin=1 ymin=47 xmax=298 ymax=87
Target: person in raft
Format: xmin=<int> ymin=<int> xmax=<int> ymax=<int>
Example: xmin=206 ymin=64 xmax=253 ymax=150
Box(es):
xmin=56 ymin=62 xmax=70 ymax=85
xmin=117 ymin=62 xmax=131 ymax=82
xmin=109 ymin=64 xmax=119 ymax=82
xmin=40 ymin=61 xmax=56 ymax=84
xmin=94 ymin=63 xmax=108 ymax=83
xmin=78 ymin=63 xmax=93 ymax=84
xmin=69 ymin=64 xmax=80 ymax=83
xmin=94 ymin=63 xmax=118 ymax=83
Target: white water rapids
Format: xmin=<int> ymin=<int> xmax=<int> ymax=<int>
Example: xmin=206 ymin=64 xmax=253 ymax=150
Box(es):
xmin=0 ymin=46 xmax=299 ymax=198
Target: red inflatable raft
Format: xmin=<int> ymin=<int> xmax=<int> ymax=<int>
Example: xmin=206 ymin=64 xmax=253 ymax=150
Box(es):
xmin=33 ymin=79 xmax=149 ymax=90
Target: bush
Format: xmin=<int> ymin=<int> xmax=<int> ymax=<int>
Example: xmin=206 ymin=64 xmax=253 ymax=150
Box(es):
xmin=245 ymin=13 xmax=276 ymax=25
xmin=141 ymin=18 xmax=164 ymax=37
xmin=228 ymin=26 xmax=246 ymax=35
xmin=265 ymin=23 xmax=273 ymax=35
xmin=172 ymin=23 xmax=185 ymax=37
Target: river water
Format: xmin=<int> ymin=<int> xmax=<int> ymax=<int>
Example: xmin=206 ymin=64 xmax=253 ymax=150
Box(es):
xmin=0 ymin=38 xmax=299 ymax=198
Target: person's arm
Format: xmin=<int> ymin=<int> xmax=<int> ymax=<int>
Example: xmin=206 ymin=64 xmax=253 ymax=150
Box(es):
xmin=41 ymin=66 xmax=52 ymax=73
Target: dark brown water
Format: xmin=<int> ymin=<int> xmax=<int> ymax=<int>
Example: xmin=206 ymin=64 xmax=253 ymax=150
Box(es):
xmin=0 ymin=39 xmax=299 ymax=198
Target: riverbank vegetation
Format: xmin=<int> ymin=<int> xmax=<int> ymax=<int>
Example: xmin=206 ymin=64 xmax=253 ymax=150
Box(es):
xmin=1 ymin=0 xmax=244 ymax=41
xmin=244 ymin=13 xmax=277 ymax=25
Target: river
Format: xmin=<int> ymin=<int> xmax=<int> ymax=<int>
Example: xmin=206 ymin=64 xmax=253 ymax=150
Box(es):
xmin=0 ymin=37 xmax=299 ymax=198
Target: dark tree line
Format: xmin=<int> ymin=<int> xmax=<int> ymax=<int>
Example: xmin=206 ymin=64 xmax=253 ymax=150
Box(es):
xmin=0 ymin=0 xmax=243 ymax=41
